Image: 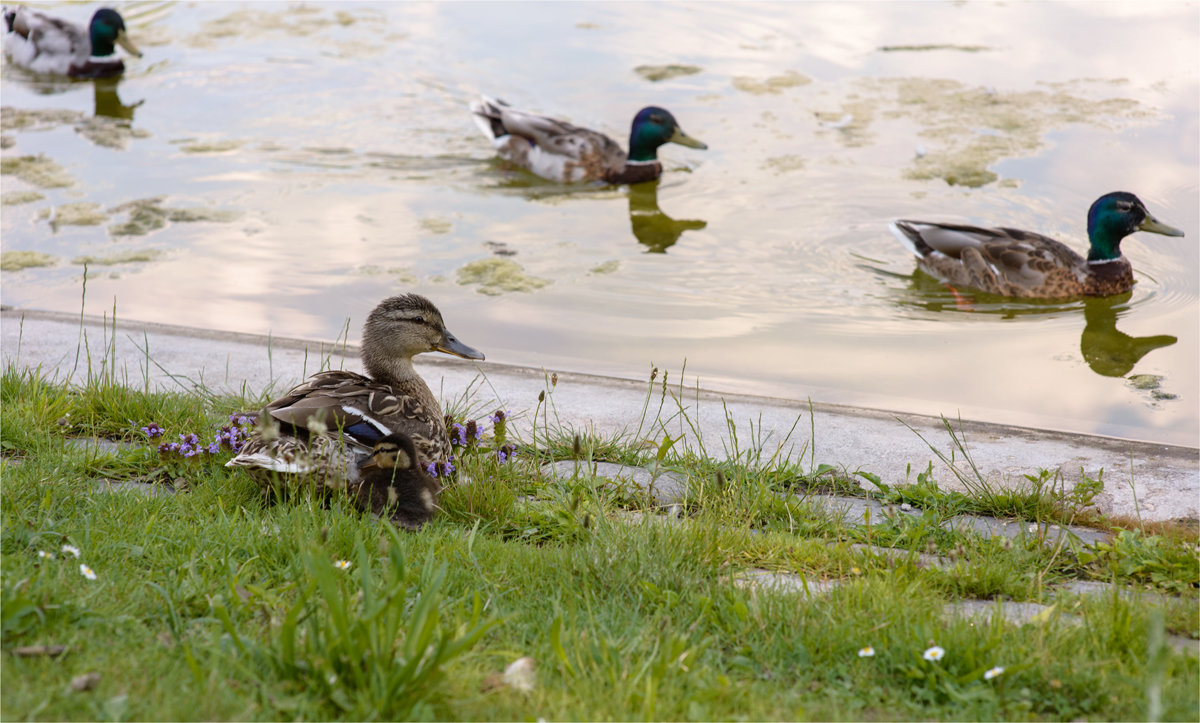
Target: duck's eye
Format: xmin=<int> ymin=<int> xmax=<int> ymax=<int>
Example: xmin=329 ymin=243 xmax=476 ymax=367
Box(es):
xmin=650 ymin=114 xmax=665 ymax=125
xmin=411 ymin=315 xmax=425 ymax=324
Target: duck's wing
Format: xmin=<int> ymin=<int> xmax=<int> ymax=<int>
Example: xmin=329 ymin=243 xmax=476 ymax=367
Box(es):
xmin=891 ymin=221 xmax=1088 ymax=295
xmin=263 ymin=370 xmax=415 ymax=448
xmin=7 ymin=8 xmax=86 ymax=58
xmin=471 ymin=95 xmax=625 ymax=164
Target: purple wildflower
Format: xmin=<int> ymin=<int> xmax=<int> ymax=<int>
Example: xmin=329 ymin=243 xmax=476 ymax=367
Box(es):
xmin=465 ymin=419 xmax=480 ymax=441
xmin=207 ymin=442 xmax=220 ymax=454
xmin=450 ymin=423 xmax=467 ymax=447
xmin=496 ymin=444 xmax=517 ymax=463
xmin=425 ymin=460 xmax=456 ymax=478
xmin=141 ymin=423 xmax=164 ymax=438
xmin=490 ymin=410 xmax=507 ymax=425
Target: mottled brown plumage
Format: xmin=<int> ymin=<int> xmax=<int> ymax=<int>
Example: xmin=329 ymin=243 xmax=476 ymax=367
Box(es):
xmin=226 ymin=294 xmax=483 ymax=504
xmin=890 ymin=192 xmax=1185 ymax=299
xmin=354 ymin=433 xmax=440 ymax=530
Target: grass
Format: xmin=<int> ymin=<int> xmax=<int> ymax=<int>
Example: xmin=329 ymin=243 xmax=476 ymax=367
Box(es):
xmin=1 ymin=354 xmax=1197 ymax=720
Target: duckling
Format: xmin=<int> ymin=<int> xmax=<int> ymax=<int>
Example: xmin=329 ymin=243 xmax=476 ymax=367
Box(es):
xmin=890 ymin=192 xmax=1185 ymax=298
xmin=470 ymin=95 xmax=707 ymax=184
xmin=3 ymin=6 xmax=142 ymax=78
xmin=353 ymin=433 xmax=440 ymax=530
xmin=227 ymin=294 xmax=484 ymax=496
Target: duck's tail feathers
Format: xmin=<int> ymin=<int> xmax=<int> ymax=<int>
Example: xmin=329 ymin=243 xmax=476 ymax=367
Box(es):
xmin=225 ymin=452 xmax=313 ymax=475
xmin=469 ymin=94 xmax=510 ymax=140
xmin=889 ymin=220 xmax=934 ymax=258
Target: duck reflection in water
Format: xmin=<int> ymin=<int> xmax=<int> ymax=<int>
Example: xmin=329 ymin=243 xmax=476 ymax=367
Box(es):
xmin=882 ymin=269 xmax=1176 ymax=378
xmin=93 ymin=77 xmax=142 ymax=120
xmin=1079 ymin=294 xmax=1176 ymax=377
xmin=627 ymin=179 xmax=706 ymax=253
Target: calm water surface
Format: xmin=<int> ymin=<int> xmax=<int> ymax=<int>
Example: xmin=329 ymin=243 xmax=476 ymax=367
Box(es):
xmin=2 ymin=2 xmax=1197 ymax=446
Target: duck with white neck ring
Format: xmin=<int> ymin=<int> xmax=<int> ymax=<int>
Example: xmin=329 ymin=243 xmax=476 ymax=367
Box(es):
xmin=3 ymin=6 xmax=142 ymax=78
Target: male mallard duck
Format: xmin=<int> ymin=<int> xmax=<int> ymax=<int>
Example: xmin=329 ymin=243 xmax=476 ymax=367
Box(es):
xmin=353 ymin=433 xmax=440 ymax=530
xmin=3 ymin=6 xmax=141 ymax=78
xmin=226 ymin=294 xmax=484 ymax=500
xmin=889 ymin=192 xmax=1185 ymax=298
xmin=469 ymin=95 xmax=707 ymax=184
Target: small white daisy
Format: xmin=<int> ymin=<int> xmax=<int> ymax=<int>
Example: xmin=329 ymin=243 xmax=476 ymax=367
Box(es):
xmin=857 ymin=646 xmax=875 ymax=658
xmin=334 ymin=560 xmax=351 ymax=571
xmin=922 ymin=645 xmax=945 ymax=662
xmin=984 ymin=666 xmax=1004 ymax=680
xmin=61 ymin=544 xmax=81 ymax=558
xmin=79 ymin=564 xmax=97 ymax=580
xmin=38 ymin=550 xmax=55 ymax=560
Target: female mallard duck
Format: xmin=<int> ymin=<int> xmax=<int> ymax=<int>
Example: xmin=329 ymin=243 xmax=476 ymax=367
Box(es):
xmin=3 ymin=6 xmax=141 ymax=78
xmin=226 ymin=294 xmax=484 ymax=506
xmin=889 ymin=192 xmax=1185 ymax=298
xmin=353 ymin=433 xmax=440 ymax=530
xmin=469 ymin=95 xmax=707 ymax=184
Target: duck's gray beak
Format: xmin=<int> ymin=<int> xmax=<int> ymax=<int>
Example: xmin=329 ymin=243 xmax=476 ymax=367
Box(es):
xmin=435 ymin=330 xmax=485 ymax=360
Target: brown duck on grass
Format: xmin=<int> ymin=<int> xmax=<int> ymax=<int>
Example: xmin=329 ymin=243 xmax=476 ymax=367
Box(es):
xmin=890 ymin=192 xmax=1185 ymax=298
xmin=226 ymin=294 xmax=483 ymax=521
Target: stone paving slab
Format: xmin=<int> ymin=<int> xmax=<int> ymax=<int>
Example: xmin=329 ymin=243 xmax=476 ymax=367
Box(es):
xmin=3 ymin=308 xmax=1197 ymax=523
xmin=733 ymin=569 xmax=840 ymax=598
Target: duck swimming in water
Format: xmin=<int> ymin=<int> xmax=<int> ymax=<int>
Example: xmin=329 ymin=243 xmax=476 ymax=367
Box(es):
xmin=889 ymin=192 xmax=1185 ymax=298
xmin=3 ymin=6 xmax=142 ymax=78
xmin=470 ymin=95 xmax=707 ymax=184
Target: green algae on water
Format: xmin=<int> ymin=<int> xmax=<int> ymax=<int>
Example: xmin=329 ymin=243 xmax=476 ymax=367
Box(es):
xmin=0 ymin=107 xmax=83 ymax=132
xmin=108 ymin=197 xmax=240 ymax=236
xmin=762 ymin=155 xmax=806 ymax=174
xmin=634 ymin=64 xmax=702 ymax=82
xmin=589 ymin=260 xmax=620 ymax=275
xmin=177 ymin=139 xmax=243 ymax=154
xmin=75 ymin=117 xmax=152 ymax=150
xmin=457 ymin=258 xmax=551 ymax=295
xmin=2 ymin=190 xmax=44 ymax=206
xmin=1 ymin=250 xmax=57 ymax=271
xmin=71 ymin=249 xmax=164 ymax=266
xmin=732 ymin=70 xmax=811 ymax=95
xmin=1 ymin=155 xmax=74 ymax=188
xmin=838 ymin=77 xmax=1154 ymax=188
xmin=357 ymin=265 xmax=418 ymax=283
xmin=39 ymin=203 xmax=108 ymax=227
xmin=419 ymin=217 xmax=453 ymax=235
xmin=879 ymin=44 xmax=992 ymax=53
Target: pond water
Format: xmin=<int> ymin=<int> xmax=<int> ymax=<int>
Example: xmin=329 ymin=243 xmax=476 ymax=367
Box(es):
xmin=2 ymin=2 xmax=1197 ymax=447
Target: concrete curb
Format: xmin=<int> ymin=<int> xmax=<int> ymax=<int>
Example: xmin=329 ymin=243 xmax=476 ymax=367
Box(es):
xmin=3 ymin=306 xmax=1197 ymax=523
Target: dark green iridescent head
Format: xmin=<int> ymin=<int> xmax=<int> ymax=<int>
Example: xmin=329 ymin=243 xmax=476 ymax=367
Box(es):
xmin=1086 ymin=191 xmax=1184 ymax=261
xmin=627 ymin=106 xmax=707 ymax=162
xmin=89 ymin=9 xmax=141 ymax=58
